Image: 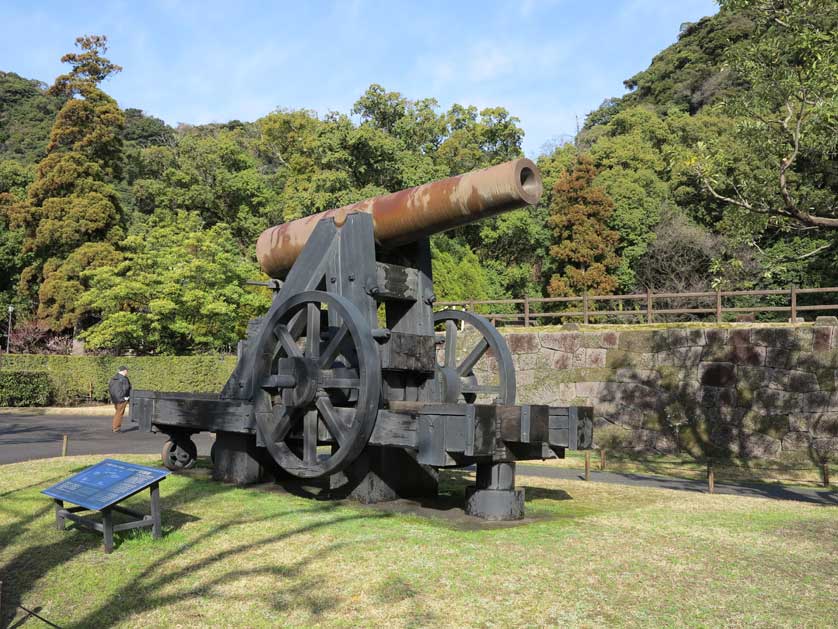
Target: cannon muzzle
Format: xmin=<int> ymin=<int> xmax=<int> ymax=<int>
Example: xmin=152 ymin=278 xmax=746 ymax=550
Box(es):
xmin=256 ymin=158 xmax=542 ymax=278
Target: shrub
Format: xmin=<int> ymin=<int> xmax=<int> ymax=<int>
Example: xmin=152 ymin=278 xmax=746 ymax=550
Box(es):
xmin=0 ymin=370 xmax=53 ymax=406
xmin=0 ymin=355 xmax=237 ymax=406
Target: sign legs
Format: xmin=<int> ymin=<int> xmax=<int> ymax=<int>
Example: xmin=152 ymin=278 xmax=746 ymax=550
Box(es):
xmin=54 ymin=499 xmax=65 ymax=531
xmin=103 ymin=508 xmax=114 ymax=554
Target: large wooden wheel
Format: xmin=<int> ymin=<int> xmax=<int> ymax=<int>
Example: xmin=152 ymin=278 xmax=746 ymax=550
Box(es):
xmin=254 ymin=291 xmax=380 ymax=478
xmin=433 ymin=310 xmax=516 ymax=405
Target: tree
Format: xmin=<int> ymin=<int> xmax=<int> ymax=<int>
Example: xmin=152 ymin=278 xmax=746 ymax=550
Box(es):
xmin=5 ymin=35 xmax=125 ymax=332
xmin=548 ymin=156 xmax=621 ymax=296
xmin=0 ymin=72 xmax=65 ymax=164
xmin=697 ymin=0 xmax=838 ymax=228
xmin=80 ymin=212 xmax=271 ymax=354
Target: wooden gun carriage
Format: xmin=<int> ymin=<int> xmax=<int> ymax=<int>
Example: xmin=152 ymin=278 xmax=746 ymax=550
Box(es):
xmin=132 ymin=158 xmax=593 ymax=520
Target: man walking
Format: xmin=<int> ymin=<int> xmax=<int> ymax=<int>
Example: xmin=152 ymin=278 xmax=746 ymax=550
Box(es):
xmin=109 ymin=366 xmax=131 ymax=433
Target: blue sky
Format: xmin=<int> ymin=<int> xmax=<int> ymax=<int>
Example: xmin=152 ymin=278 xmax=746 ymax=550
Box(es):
xmin=1 ymin=0 xmax=718 ymax=156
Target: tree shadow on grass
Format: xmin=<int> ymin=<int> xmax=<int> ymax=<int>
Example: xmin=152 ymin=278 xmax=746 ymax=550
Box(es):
xmin=66 ymin=506 xmax=396 ymax=628
xmin=1 ymin=471 xmax=429 ymax=629
xmin=0 ymin=476 xmax=238 ymax=628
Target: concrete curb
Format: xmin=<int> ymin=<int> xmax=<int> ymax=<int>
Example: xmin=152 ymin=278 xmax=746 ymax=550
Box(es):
xmin=0 ymin=405 xmax=115 ymax=416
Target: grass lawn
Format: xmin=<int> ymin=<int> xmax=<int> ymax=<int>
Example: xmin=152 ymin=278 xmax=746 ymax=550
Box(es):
xmin=1 ymin=455 xmax=836 ymax=628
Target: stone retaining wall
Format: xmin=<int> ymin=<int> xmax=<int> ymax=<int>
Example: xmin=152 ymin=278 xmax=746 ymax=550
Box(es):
xmin=479 ymin=324 xmax=838 ymax=459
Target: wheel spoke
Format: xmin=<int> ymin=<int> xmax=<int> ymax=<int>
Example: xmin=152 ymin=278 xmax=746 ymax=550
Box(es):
xmin=276 ymin=325 xmax=302 ymax=358
xmin=444 ymin=320 xmax=457 ymax=368
xmin=457 ymin=337 xmax=489 ymax=376
xmin=316 ymin=396 xmax=349 ymax=446
xmin=460 ymin=383 xmax=501 ymax=394
xmin=303 ymin=410 xmax=318 ymax=464
xmin=271 ymin=405 xmax=299 ymax=443
xmin=319 ymin=323 xmax=349 ymax=368
xmin=287 ymin=308 xmax=306 ymax=338
xmin=306 ymin=303 xmax=321 ymax=359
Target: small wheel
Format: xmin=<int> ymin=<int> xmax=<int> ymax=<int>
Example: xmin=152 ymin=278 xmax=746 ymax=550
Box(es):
xmin=253 ymin=290 xmax=381 ymax=479
xmin=162 ymin=438 xmax=197 ymax=471
xmin=433 ymin=310 xmax=516 ymax=405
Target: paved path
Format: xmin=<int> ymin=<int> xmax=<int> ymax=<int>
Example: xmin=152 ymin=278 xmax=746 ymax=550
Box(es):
xmin=2 ymin=412 xmax=834 ymax=506
xmin=516 ymin=464 xmax=837 ymax=506
xmin=0 ymin=412 xmax=214 ymax=465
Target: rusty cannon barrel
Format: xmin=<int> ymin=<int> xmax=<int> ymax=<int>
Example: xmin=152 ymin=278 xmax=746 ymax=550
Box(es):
xmin=256 ymin=158 xmax=542 ymax=277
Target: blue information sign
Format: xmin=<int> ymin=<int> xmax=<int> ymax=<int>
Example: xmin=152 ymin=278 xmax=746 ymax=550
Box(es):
xmin=42 ymin=459 xmax=169 ymax=511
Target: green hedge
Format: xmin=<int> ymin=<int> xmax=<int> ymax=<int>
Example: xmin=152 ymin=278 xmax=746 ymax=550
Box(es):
xmin=0 ymin=355 xmax=237 ymax=406
xmin=0 ymin=370 xmax=53 ymax=406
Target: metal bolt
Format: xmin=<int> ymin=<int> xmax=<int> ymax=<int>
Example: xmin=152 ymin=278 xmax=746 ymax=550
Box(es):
xmin=367 ymin=286 xmax=380 ymax=296
xmin=330 ymin=277 xmax=337 ymax=284
xmin=348 ymin=274 xmax=355 ymax=282
xmin=424 ymin=293 xmax=436 ymax=305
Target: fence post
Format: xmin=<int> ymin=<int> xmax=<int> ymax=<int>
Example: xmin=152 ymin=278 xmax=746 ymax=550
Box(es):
xmin=584 ymin=451 xmax=591 ymax=480
xmin=715 ymin=288 xmax=722 ymax=323
xmin=583 ymin=292 xmax=589 ymax=325
xmin=600 ymin=448 xmax=606 ymax=471
xmin=61 ymin=434 xmax=69 ymax=457
xmin=707 ymin=461 xmax=715 ymax=494
xmin=790 ymin=285 xmax=798 ymax=322
xmin=646 ymin=288 xmax=653 ymax=324
xmin=524 ymin=295 xmax=530 ymax=328
xmin=823 ymin=462 xmax=830 ymax=488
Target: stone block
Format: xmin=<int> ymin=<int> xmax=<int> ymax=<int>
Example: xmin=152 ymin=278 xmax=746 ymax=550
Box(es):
xmin=729 ymin=328 xmax=751 ymax=346
xmin=575 ymin=381 xmax=604 ymax=400
xmin=618 ymin=330 xmax=660 ymax=353
xmin=656 ymin=346 xmax=704 ymax=368
xmin=699 ymin=362 xmax=736 ymax=387
xmin=751 ymin=328 xmax=776 ymax=348
xmin=771 ymin=328 xmax=800 ymax=350
xmin=549 ymin=351 xmax=572 ymax=370
xmin=812 ymin=414 xmax=838 ymax=438
xmin=767 ymin=369 xmax=820 ymax=393
xmin=700 ymin=386 xmax=737 ymax=408
xmin=730 ymin=344 xmax=765 ymax=366
xmin=585 ymin=348 xmax=607 ymax=368
xmin=788 ymin=413 xmax=810 ymax=432
xmin=515 ymin=353 xmax=540 ymax=371
xmin=752 ymin=388 xmax=801 ymax=414
xmin=781 ymin=432 xmax=811 ymax=452
xmin=765 ymin=348 xmax=793 ymax=369
xmin=814 ymin=316 xmax=838 ymax=326
xmin=605 ymin=349 xmax=655 ymax=370
xmin=814 ymin=326 xmax=833 ymax=352
xmin=612 ymin=367 xmax=660 ymax=385
xmin=581 ymin=333 xmax=604 ymax=349
xmin=601 ymin=331 xmax=619 ymax=348
xmin=667 ymin=329 xmax=693 ymax=348
xmin=539 ymin=332 xmax=581 ymax=353
xmin=792 ymin=328 xmax=813 ymax=352
xmin=506 ymin=333 xmax=540 ymax=354
xmin=572 ymin=347 xmax=587 ymax=368
xmin=801 ymin=390 xmax=831 ymax=413
xmin=704 ymin=329 xmax=728 ymax=346
xmin=517 ymin=370 xmax=535 ymax=386
xmin=741 ymin=433 xmax=782 ymax=458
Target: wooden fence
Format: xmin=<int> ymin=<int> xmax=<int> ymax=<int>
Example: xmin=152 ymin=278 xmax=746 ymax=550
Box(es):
xmin=437 ymin=286 xmax=838 ymax=327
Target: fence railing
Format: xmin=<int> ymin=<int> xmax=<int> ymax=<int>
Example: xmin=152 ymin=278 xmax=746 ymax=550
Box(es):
xmin=437 ymin=286 xmax=838 ymax=327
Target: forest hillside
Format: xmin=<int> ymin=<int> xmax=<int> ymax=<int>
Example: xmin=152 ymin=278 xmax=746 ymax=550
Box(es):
xmin=0 ymin=0 xmax=835 ymax=354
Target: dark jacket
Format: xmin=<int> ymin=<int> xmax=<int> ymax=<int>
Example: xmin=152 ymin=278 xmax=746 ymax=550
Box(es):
xmin=108 ymin=373 xmax=131 ymax=404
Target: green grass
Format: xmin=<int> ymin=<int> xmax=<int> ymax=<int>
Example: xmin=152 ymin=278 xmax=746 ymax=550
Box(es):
xmin=2 ymin=455 xmax=836 ymax=628
xmin=529 ymin=450 xmax=836 ymax=488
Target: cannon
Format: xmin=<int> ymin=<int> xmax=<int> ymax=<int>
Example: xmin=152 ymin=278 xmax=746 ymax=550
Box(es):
xmin=132 ymin=158 xmax=593 ymax=520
